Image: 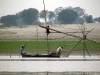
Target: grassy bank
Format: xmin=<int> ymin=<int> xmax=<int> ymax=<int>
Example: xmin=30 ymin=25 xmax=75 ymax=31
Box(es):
xmin=0 ymin=40 xmax=100 ymax=54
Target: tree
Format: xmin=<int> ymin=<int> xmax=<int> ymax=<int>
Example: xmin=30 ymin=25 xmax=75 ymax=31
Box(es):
xmin=39 ymin=10 xmax=55 ymax=23
xmin=53 ymin=7 xmax=64 ymax=24
xmin=48 ymin=11 xmax=55 ymax=20
xmin=57 ymin=9 xmax=78 ymax=24
xmin=74 ymin=7 xmax=85 ymax=17
xmin=54 ymin=7 xmax=64 ymax=15
xmin=0 ymin=15 xmax=18 ymax=25
xmin=94 ymin=17 xmax=100 ymax=22
xmin=73 ymin=7 xmax=85 ymax=24
xmin=39 ymin=10 xmax=48 ymax=22
xmin=86 ymin=15 xmax=94 ymax=23
xmin=21 ymin=8 xmax=39 ymax=25
xmin=73 ymin=17 xmax=84 ymax=24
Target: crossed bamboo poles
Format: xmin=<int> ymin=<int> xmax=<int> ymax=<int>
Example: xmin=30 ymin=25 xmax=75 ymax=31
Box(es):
xmin=39 ymin=25 xmax=100 ymax=57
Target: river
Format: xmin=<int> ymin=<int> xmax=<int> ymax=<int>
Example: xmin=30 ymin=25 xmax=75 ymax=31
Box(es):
xmin=0 ymin=56 xmax=100 ymax=75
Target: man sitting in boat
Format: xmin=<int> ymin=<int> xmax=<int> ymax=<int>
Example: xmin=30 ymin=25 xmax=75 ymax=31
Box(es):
xmin=50 ymin=47 xmax=63 ymax=55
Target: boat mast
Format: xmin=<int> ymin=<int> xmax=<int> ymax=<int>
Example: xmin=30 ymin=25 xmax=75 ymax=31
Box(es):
xmin=43 ymin=0 xmax=50 ymax=55
xmin=36 ymin=24 xmax=38 ymax=51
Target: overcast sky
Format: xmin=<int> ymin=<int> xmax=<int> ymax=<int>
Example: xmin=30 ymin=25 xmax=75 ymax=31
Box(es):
xmin=0 ymin=0 xmax=100 ymax=18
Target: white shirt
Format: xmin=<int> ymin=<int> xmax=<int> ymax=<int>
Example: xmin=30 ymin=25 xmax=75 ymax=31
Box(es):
xmin=57 ymin=47 xmax=63 ymax=53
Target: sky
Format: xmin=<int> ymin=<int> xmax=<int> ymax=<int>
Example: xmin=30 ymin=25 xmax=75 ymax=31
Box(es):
xmin=0 ymin=0 xmax=100 ymax=18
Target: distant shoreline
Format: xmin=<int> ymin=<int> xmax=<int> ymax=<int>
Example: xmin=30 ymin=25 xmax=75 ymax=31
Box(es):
xmin=0 ymin=23 xmax=100 ymax=40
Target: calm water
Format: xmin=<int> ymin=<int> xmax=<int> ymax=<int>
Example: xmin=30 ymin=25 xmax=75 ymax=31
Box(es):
xmin=0 ymin=61 xmax=100 ymax=72
xmin=0 ymin=56 xmax=100 ymax=75
xmin=0 ymin=72 xmax=100 ymax=75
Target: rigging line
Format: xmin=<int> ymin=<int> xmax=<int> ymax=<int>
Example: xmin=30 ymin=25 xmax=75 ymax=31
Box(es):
xmin=46 ymin=35 xmax=69 ymax=40
xmin=77 ymin=24 xmax=83 ymax=33
xmin=81 ymin=24 xmax=84 ymax=32
xmin=83 ymin=40 xmax=91 ymax=57
xmin=89 ymin=41 xmax=99 ymax=57
xmin=86 ymin=28 xmax=95 ymax=36
xmin=66 ymin=39 xmax=83 ymax=57
xmin=78 ymin=23 xmax=86 ymax=35
xmin=10 ymin=36 xmax=12 ymax=58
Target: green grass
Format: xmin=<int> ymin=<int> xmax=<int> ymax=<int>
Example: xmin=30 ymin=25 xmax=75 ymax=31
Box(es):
xmin=0 ymin=40 xmax=100 ymax=54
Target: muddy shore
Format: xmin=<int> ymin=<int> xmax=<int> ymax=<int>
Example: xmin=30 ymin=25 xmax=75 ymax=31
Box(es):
xmin=0 ymin=23 xmax=100 ymax=40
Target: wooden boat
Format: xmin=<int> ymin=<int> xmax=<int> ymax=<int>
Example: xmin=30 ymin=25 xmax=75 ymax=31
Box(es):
xmin=21 ymin=53 xmax=60 ymax=58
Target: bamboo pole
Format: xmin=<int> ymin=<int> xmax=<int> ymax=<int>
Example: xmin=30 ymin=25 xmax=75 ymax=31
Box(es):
xmin=43 ymin=0 xmax=50 ymax=55
xmin=36 ymin=24 xmax=38 ymax=52
xmin=10 ymin=40 xmax=12 ymax=58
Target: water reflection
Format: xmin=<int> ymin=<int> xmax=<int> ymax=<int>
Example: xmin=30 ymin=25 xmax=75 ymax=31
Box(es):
xmin=0 ymin=72 xmax=100 ymax=75
xmin=0 ymin=56 xmax=100 ymax=61
xmin=0 ymin=56 xmax=100 ymax=75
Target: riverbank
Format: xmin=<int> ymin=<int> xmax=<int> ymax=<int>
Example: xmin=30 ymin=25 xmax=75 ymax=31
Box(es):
xmin=0 ymin=40 xmax=100 ymax=55
xmin=0 ymin=23 xmax=100 ymax=56
xmin=0 ymin=23 xmax=100 ymax=40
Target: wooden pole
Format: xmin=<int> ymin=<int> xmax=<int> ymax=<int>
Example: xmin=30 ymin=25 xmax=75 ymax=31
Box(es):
xmin=10 ymin=41 xmax=12 ymax=58
xmin=43 ymin=0 xmax=50 ymax=55
xmin=83 ymin=23 xmax=85 ymax=57
xmin=89 ymin=42 xmax=99 ymax=57
xmin=36 ymin=24 xmax=38 ymax=52
xmin=10 ymin=36 xmax=13 ymax=58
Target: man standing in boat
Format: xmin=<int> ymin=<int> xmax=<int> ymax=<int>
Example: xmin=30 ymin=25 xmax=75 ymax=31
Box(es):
xmin=20 ymin=45 xmax=25 ymax=55
xmin=46 ymin=25 xmax=50 ymax=36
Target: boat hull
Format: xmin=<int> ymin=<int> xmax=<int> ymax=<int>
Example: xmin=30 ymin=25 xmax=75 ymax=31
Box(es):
xmin=21 ymin=53 xmax=60 ymax=58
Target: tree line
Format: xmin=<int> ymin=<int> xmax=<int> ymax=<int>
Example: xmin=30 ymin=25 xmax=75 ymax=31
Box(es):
xmin=0 ymin=6 xmax=99 ymax=26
